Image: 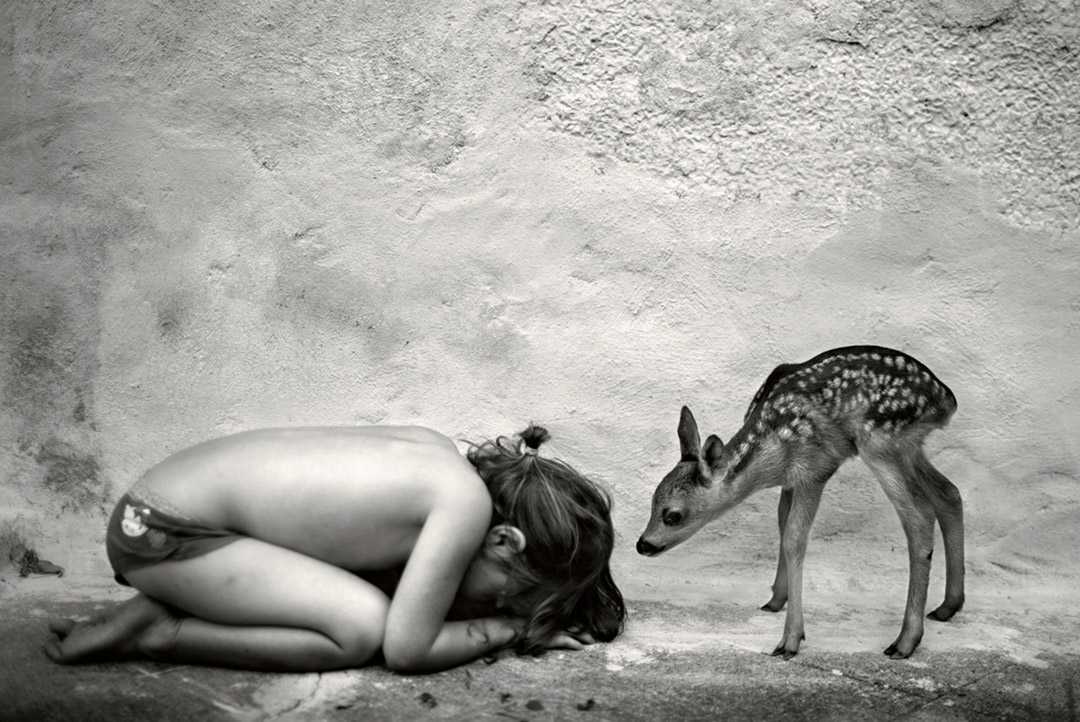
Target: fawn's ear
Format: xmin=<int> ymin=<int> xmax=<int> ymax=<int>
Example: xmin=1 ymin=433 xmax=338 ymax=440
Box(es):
xmin=678 ymin=405 xmax=701 ymax=461
xmin=702 ymin=433 xmax=724 ymax=468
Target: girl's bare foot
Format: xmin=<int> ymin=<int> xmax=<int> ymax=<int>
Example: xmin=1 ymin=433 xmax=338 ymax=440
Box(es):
xmin=48 ymin=618 xmax=77 ymax=638
xmin=44 ymin=594 xmax=178 ymax=664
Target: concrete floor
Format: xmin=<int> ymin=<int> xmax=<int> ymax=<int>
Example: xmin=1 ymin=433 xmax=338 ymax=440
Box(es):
xmin=3 ymin=566 xmax=1078 ymax=722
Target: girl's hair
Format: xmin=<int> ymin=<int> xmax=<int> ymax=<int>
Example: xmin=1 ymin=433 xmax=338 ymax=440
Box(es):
xmin=466 ymin=424 xmax=626 ymax=655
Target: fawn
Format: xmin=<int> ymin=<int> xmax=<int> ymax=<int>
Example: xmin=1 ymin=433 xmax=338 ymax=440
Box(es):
xmin=637 ymin=345 xmax=964 ymax=659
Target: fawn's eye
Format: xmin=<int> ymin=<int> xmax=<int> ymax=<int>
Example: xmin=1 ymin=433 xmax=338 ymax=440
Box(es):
xmin=662 ymin=509 xmax=684 ymax=526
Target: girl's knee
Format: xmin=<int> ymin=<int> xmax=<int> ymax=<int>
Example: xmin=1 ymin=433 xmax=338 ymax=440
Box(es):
xmin=326 ymin=594 xmax=389 ymax=667
xmin=335 ymin=628 xmax=383 ymax=667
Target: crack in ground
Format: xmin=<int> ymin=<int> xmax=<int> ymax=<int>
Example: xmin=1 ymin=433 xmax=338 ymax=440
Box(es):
xmin=1067 ymin=674 xmax=1077 ymax=722
xmin=788 ymin=656 xmax=935 ymax=704
xmin=169 ymin=673 xmax=257 ymax=718
xmin=270 ymin=672 xmax=323 ymax=720
xmin=892 ymin=662 xmax=1080 ymax=721
xmin=894 ymin=669 xmax=1001 ymax=720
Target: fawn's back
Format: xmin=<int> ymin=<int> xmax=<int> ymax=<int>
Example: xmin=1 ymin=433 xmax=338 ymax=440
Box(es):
xmin=726 ymin=345 xmax=957 ymax=472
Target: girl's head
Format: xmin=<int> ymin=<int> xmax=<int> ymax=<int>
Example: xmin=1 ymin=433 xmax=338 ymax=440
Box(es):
xmin=464 ymin=424 xmax=626 ymax=654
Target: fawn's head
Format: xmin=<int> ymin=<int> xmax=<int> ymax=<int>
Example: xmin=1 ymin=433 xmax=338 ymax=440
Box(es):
xmin=637 ymin=406 xmax=738 ymax=556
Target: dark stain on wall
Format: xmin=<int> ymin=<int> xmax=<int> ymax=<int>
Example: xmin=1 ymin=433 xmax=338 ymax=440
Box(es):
xmin=1 ymin=199 xmax=112 ymax=510
xmin=34 ymin=438 xmax=105 ymax=511
xmin=156 ymin=293 xmax=188 ymax=340
xmin=2 ymin=288 xmax=102 ymax=442
xmin=3 ymin=298 xmax=75 ymax=426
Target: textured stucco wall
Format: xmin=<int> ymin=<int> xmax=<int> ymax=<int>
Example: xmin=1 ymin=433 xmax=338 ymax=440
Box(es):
xmin=1 ymin=1 xmax=1078 ymax=598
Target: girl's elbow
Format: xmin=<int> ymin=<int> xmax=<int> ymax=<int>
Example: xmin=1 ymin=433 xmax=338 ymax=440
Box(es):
xmin=381 ymin=628 xmax=432 ymax=673
xmin=382 ymin=644 xmax=429 ymax=673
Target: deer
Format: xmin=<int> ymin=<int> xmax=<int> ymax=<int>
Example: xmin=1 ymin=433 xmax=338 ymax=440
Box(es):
xmin=636 ymin=345 xmax=964 ymax=660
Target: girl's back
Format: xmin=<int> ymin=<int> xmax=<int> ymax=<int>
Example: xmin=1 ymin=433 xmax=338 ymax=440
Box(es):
xmin=137 ymin=426 xmax=486 ymax=570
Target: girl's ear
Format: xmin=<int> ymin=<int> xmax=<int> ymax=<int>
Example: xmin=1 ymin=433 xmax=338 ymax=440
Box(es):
xmin=484 ymin=524 xmax=527 ymax=560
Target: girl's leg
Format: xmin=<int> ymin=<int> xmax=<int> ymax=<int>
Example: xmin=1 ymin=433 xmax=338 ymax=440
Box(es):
xmin=46 ymin=538 xmax=390 ymax=671
xmin=46 ymin=593 xmax=172 ymax=661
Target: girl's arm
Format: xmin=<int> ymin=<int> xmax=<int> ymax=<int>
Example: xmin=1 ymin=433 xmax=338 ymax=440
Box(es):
xmin=380 ymin=479 xmax=498 ymax=672
xmin=399 ymin=617 xmax=522 ymax=671
xmin=390 ymin=616 xmax=593 ymax=672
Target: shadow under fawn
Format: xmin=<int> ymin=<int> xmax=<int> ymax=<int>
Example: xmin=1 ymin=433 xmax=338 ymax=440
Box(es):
xmin=637 ymin=345 xmax=964 ymax=659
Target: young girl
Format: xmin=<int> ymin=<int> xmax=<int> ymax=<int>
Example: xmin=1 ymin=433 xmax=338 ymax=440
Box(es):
xmin=45 ymin=424 xmax=625 ymax=672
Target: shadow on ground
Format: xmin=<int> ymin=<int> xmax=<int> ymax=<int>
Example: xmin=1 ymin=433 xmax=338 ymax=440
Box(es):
xmin=3 ymin=568 xmax=1078 ymax=722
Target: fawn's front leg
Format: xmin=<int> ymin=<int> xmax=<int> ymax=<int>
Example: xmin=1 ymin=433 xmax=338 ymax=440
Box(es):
xmin=762 ymin=487 xmax=793 ymax=612
xmin=772 ymin=481 xmax=826 ymax=659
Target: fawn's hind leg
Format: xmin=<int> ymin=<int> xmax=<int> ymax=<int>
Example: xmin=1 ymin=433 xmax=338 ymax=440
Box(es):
xmin=863 ymin=447 xmax=936 ymax=659
xmin=762 ymin=488 xmax=793 ymax=612
xmin=912 ymin=450 xmax=965 ymax=621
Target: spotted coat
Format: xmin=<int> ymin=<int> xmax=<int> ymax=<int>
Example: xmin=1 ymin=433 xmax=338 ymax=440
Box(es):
xmin=719 ymin=345 xmax=957 ymax=480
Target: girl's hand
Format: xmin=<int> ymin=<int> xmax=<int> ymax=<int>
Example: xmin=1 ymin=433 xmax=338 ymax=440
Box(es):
xmin=542 ymin=627 xmax=596 ymax=651
xmin=486 ymin=616 xmax=527 ymax=648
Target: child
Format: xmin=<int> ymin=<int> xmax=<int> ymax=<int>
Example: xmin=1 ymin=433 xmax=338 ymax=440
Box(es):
xmin=45 ymin=424 xmax=625 ymax=672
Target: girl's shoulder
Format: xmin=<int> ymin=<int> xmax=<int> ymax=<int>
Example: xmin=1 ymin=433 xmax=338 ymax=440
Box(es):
xmin=386 ymin=425 xmax=460 ymax=449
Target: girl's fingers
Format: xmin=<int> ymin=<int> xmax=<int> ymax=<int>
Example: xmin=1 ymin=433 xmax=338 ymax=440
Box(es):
xmin=545 ymin=633 xmax=584 ymax=651
xmin=564 ymin=628 xmax=595 ymax=644
xmin=573 ymin=631 xmax=596 ymax=645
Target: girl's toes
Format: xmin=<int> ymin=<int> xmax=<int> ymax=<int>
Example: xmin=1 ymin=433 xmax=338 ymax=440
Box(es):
xmin=43 ymin=638 xmax=65 ymax=663
xmin=49 ymin=618 xmax=77 ymax=639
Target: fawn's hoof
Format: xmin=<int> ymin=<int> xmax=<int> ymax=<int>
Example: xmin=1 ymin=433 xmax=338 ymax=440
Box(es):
xmin=770 ymin=645 xmax=798 ymax=660
xmin=760 ymin=599 xmax=786 ymax=613
xmin=927 ymin=600 xmax=963 ymax=622
xmin=883 ymin=637 xmax=921 ymax=659
xmin=770 ymin=632 xmax=804 ymax=660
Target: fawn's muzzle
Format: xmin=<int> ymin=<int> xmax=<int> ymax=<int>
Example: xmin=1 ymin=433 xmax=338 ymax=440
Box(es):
xmin=636 ymin=537 xmax=665 ymax=556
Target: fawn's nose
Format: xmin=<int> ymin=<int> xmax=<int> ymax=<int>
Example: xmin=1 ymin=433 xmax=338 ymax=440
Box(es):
xmin=636 ymin=537 xmax=663 ymax=556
